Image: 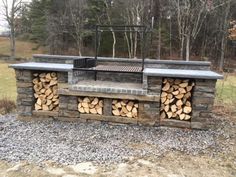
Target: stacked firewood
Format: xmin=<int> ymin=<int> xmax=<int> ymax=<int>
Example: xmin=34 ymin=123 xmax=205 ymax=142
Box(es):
xmin=160 ymin=78 xmax=194 ymax=121
xmin=112 ymin=99 xmax=138 ymax=118
xmin=33 ymin=72 xmax=59 ymax=111
xmin=78 ymin=97 xmax=103 ymax=115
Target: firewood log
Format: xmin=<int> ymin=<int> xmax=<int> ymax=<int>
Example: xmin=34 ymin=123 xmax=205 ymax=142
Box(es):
xmin=176 ymin=108 xmax=183 ymax=115
xmin=167 ymin=112 xmax=173 ymax=118
xmin=185 ymin=115 xmax=191 ymax=120
xmin=112 ymin=109 xmax=120 ymax=116
xmin=164 ymin=105 xmax=170 ymax=112
xmin=122 ymin=106 xmax=128 ymax=114
xmin=162 ymin=82 xmax=170 ymax=91
xmin=175 ymin=94 xmax=184 ymax=99
xmin=79 ymin=107 xmax=85 ymax=113
xmin=183 ymin=106 xmax=192 ymax=114
xmin=171 ymin=105 xmax=177 ymax=112
xmin=161 ymin=97 xmax=166 ymax=103
xmin=160 ymin=111 xmax=166 ymax=119
xmin=42 ymin=104 xmax=49 ymax=111
xmin=172 ymin=90 xmax=179 ymax=95
xmin=126 ymin=112 xmax=133 ymax=118
xmin=179 ymin=88 xmax=186 ymax=94
xmin=161 ymin=92 xmax=168 ymax=98
xmin=186 ymin=86 xmax=193 ymax=92
xmin=96 ymin=108 xmax=102 ymax=115
xmin=164 ymin=99 xmax=170 ymax=105
xmin=179 ymin=114 xmax=185 ymax=120
xmin=84 ymin=107 xmax=90 ymax=114
xmin=176 ymin=100 xmax=183 ymax=107
xmin=35 ymin=104 xmax=41 ymax=111
xmin=174 ymin=79 xmax=182 ymax=85
xmin=179 ymin=82 xmax=188 ymax=88
xmin=115 ymin=102 xmax=122 ymax=108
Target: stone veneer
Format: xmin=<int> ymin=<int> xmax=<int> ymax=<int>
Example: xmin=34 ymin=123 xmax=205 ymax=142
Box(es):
xmin=10 ymin=55 xmax=223 ymax=129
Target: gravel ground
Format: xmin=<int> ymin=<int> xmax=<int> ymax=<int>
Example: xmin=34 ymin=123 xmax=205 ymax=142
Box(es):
xmin=0 ymin=114 xmax=231 ymax=165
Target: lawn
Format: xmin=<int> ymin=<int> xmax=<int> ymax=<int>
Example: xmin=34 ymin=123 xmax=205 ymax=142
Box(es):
xmin=0 ymin=62 xmax=16 ymax=101
xmin=216 ymin=73 xmax=236 ymax=106
xmin=0 ymin=37 xmax=45 ymax=58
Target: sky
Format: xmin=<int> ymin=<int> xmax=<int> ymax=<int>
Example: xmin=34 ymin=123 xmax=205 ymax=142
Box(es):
xmin=0 ymin=0 xmax=31 ymax=33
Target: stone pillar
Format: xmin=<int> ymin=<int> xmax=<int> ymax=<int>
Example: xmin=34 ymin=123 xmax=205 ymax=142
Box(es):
xmin=191 ymin=79 xmax=217 ymax=129
xmin=103 ymin=98 xmax=112 ymax=116
xmin=15 ymin=69 xmax=34 ymax=119
xmin=138 ymin=101 xmax=160 ymax=126
xmin=147 ymin=76 xmax=162 ymax=95
xmin=58 ymin=95 xmax=79 ymax=120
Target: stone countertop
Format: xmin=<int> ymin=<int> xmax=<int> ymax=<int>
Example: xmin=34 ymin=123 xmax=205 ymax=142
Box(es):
xmin=9 ymin=62 xmax=73 ymax=72
xmin=143 ymin=68 xmax=223 ymax=80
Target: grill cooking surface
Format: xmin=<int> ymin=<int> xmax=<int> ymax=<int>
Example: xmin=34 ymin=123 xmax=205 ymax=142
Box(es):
xmin=80 ymin=65 xmax=142 ymax=73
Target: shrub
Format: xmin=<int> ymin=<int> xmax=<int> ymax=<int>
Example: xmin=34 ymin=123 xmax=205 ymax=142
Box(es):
xmin=0 ymin=97 xmax=16 ymax=115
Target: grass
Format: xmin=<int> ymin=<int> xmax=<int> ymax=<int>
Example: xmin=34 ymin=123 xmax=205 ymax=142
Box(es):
xmin=0 ymin=62 xmax=17 ymax=101
xmin=0 ymin=37 xmax=46 ymax=58
xmin=216 ymin=73 xmax=236 ymax=106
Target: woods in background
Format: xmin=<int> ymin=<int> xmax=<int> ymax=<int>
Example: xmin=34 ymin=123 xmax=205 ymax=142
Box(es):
xmin=3 ymin=0 xmax=236 ymax=70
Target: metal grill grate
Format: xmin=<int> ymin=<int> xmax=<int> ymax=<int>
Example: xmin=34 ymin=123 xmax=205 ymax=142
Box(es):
xmin=95 ymin=65 xmax=142 ymax=73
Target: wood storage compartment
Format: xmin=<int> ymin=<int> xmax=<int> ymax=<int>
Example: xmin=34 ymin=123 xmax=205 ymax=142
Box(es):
xmin=33 ymin=72 xmax=59 ymax=111
xmin=112 ymin=99 xmax=138 ymax=118
xmin=78 ymin=97 xmax=103 ymax=115
xmin=160 ymin=78 xmax=195 ymax=121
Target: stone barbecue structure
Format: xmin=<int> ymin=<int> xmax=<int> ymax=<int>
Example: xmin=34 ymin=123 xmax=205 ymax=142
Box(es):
xmin=10 ymin=54 xmax=223 ymax=129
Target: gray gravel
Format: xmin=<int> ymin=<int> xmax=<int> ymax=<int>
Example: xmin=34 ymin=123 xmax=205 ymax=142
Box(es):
xmin=0 ymin=114 xmax=231 ymax=165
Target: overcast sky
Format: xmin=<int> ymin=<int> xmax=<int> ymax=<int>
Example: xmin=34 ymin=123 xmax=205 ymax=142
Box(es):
xmin=0 ymin=0 xmax=31 ymax=33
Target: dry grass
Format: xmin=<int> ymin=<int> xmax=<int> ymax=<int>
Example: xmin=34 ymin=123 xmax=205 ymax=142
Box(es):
xmin=0 ymin=97 xmax=16 ymax=115
xmin=0 ymin=37 xmax=46 ymax=58
xmin=0 ymin=62 xmax=16 ymax=101
xmin=216 ymin=73 xmax=236 ymax=105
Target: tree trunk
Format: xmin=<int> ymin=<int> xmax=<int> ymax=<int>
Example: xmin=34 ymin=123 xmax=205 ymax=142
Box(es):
xmin=180 ymin=36 xmax=184 ymax=60
xmin=111 ymin=29 xmax=116 ymax=58
xmin=219 ymin=2 xmax=230 ymax=71
xmin=219 ymin=36 xmax=225 ymax=71
xmin=10 ymin=28 xmax=15 ymax=59
xmin=125 ymin=31 xmax=131 ymax=58
xmin=186 ymin=35 xmax=190 ymax=61
xmin=158 ymin=16 xmax=161 ymax=60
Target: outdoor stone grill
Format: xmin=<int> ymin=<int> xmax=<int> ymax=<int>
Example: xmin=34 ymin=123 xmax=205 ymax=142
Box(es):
xmin=10 ymin=54 xmax=223 ymax=129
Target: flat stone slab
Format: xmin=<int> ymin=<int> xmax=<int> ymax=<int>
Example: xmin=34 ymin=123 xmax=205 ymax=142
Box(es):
xmin=9 ymin=62 xmax=73 ymax=72
xmin=70 ymin=80 xmax=147 ymax=95
xmin=144 ymin=68 xmax=223 ymax=80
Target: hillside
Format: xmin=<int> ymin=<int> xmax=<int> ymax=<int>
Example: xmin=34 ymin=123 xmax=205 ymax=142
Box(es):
xmin=0 ymin=37 xmax=46 ymax=59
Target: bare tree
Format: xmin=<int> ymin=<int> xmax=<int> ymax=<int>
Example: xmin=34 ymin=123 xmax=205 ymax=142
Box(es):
xmin=219 ymin=1 xmax=231 ymax=71
xmin=1 ymin=0 xmax=22 ymax=59
xmin=104 ymin=0 xmax=116 ymax=58
xmin=67 ymin=0 xmax=87 ymax=56
xmin=171 ymin=0 xmax=210 ymax=61
xmin=122 ymin=0 xmax=145 ymax=58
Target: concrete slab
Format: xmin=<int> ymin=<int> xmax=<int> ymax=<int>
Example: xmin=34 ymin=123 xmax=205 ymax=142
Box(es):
xmin=144 ymin=68 xmax=223 ymax=79
xmin=9 ymin=62 xmax=73 ymax=72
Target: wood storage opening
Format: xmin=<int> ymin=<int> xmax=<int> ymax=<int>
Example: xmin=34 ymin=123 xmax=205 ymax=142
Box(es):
xmin=112 ymin=99 xmax=138 ymax=118
xmin=78 ymin=97 xmax=103 ymax=115
xmin=160 ymin=78 xmax=195 ymax=121
xmin=33 ymin=72 xmax=59 ymax=112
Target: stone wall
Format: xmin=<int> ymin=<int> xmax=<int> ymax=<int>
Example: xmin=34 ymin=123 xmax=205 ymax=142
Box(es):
xmin=15 ymin=69 xmax=34 ymax=119
xmin=13 ymin=57 xmax=219 ymax=129
xmin=191 ymin=79 xmax=217 ymax=129
xmin=96 ymin=72 xmax=142 ymax=83
xmin=33 ymin=54 xmax=211 ymax=70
